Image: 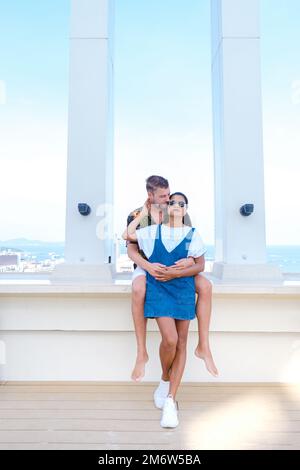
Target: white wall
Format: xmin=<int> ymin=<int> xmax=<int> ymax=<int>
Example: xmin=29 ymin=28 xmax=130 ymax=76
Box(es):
xmin=1 ymin=286 xmax=299 ymax=382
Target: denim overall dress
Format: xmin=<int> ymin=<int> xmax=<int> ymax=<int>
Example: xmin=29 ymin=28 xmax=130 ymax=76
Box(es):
xmin=144 ymin=224 xmax=196 ymax=321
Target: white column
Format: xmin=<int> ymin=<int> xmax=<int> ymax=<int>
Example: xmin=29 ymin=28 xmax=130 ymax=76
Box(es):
xmin=52 ymin=0 xmax=115 ymax=283
xmin=211 ymin=0 xmax=282 ymax=281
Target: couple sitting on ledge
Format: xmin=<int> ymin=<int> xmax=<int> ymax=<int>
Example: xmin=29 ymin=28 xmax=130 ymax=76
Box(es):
xmin=123 ymin=174 xmax=218 ymax=428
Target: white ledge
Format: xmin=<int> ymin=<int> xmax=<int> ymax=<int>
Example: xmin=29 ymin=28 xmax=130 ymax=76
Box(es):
xmin=0 ymin=277 xmax=299 ymax=295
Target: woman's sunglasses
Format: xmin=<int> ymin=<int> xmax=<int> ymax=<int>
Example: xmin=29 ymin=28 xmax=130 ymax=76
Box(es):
xmin=168 ymin=200 xmax=187 ymax=208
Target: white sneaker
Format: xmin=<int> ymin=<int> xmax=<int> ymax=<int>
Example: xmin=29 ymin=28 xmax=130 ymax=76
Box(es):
xmin=153 ymin=379 xmax=170 ymax=409
xmin=160 ymin=396 xmax=179 ymax=428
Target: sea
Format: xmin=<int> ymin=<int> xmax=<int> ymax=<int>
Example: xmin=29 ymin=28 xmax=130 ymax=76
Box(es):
xmin=1 ymin=239 xmax=300 ymax=273
xmin=119 ymin=242 xmax=300 ymax=273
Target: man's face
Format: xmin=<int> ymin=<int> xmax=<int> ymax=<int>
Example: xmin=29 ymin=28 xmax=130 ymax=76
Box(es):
xmin=148 ymin=187 xmax=170 ymax=209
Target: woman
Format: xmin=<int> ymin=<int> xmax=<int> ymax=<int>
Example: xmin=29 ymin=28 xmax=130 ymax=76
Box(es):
xmin=125 ymin=192 xmax=206 ymax=428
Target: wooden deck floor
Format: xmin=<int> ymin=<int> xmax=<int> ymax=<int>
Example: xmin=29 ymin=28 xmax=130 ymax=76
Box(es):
xmin=0 ymin=382 xmax=299 ymax=450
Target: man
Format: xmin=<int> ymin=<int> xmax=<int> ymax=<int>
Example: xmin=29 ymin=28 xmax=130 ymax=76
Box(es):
xmin=125 ymin=175 xmax=218 ymax=381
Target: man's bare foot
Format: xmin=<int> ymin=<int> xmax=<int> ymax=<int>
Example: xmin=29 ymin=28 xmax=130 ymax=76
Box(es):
xmin=195 ymin=346 xmax=219 ymax=377
xmin=131 ymin=353 xmax=149 ymax=381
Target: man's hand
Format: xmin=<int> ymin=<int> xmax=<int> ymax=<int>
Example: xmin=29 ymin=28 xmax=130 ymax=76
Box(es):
xmin=168 ymin=257 xmax=195 ymax=270
xmin=154 ymin=266 xmax=179 ymax=282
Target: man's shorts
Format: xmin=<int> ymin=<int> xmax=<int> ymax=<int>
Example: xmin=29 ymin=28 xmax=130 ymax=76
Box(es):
xmin=131 ymin=266 xmax=202 ymax=282
xmin=132 ymin=266 xmax=146 ymax=281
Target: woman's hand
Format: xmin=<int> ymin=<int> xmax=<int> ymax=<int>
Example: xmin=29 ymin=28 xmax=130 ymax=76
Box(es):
xmin=141 ymin=198 xmax=151 ymax=216
xmin=126 ymin=199 xmax=151 ymax=241
xmin=154 ymin=266 xmax=179 ymax=282
xmin=145 ymin=262 xmax=166 ymax=277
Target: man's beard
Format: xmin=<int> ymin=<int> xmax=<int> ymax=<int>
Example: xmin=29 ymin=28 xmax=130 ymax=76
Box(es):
xmin=152 ymin=202 xmax=168 ymax=211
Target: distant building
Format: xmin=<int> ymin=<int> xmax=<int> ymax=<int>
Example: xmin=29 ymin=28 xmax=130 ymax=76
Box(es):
xmin=0 ymin=253 xmax=20 ymax=270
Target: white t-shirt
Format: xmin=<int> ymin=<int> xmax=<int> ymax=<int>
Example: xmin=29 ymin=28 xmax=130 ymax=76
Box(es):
xmin=136 ymin=224 xmax=206 ymax=259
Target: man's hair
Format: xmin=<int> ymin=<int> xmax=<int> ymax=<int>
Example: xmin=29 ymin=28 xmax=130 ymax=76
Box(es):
xmin=146 ymin=175 xmax=169 ymax=193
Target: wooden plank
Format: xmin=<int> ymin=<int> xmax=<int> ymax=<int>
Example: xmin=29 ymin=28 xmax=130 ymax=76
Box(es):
xmin=0 ymin=443 xmax=178 ymax=450
xmin=0 ymin=400 xmax=156 ymax=410
xmin=2 ymin=382 xmax=299 ymax=389
xmin=0 ymin=419 xmax=300 ymax=433
xmin=0 ymin=430 xmax=299 ymax=446
xmin=2 ymin=381 xmax=297 ymax=387
xmin=0 ymin=443 xmax=297 ymax=450
xmin=0 ymin=386 xmax=296 ymax=397
xmin=1 ymin=409 xmax=300 ymax=421
xmin=0 ymin=400 xmax=298 ymax=411
xmin=0 ymin=430 xmax=177 ymax=444
xmin=0 ymin=409 xmax=161 ymax=420
xmin=3 ymin=381 xmax=298 ymax=387
xmin=0 ymin=392 xmax=298 ymax=402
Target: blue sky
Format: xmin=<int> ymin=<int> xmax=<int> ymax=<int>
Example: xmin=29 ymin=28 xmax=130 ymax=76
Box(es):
xmin=0 ymin=0 xmax=299 ymax=244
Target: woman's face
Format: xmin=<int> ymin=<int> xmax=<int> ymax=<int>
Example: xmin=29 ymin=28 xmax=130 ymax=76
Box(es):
xmin=167 ymin=194 xmax=187 ymax=218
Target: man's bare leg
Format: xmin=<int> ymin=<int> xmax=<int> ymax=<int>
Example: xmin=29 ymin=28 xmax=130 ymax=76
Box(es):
xmin=131 ymin=275 xmax=149 ymax=381
xmin=194 ymin=274 xmax=219 ymax=377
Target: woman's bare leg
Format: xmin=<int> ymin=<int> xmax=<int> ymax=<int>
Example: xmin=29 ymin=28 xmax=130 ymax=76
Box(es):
xmin=194 ymin=274 xmax=218 ymax=377
xmin=156 ymin=317 xmax=178 ymax=381
xmin=131 ymin=275 xmax=149 ymax=381
xmin=168 ymin=320 xmax=190 ymax=399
